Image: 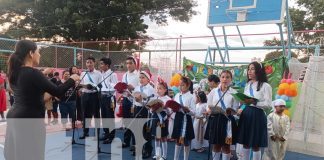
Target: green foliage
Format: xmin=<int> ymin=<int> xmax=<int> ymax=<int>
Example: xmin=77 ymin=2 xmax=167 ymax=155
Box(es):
xmin=0 ymin=0 xmax=197 ymax=42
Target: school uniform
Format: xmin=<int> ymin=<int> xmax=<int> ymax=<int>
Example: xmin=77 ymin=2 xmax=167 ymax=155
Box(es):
xmin=191 ymin=103 xmax=209 ymax=150
xmin=172 ymin=91 xmax=195 ymax=143
xmin=151 ymin=95 xmax=171 ymax=138
xmin=100 ymin=69 xmax=118 ymax=141
xmin=79 ymin=69 xmax=101 ymax=137
xmin=263 ymin=112 xmax=290 ymax=160
xmin=121 ymin=70 xmax=139 ymax=147
xmin=238 ymin=81 xmax=272 ymax=148
xmin=204 ymin=86 xmax=239 ymax=145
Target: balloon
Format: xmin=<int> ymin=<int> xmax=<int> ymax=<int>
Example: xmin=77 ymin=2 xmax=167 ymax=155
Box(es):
xmin=284 ymin=90 xmax=291 ymax=96
xmin=192 ymin=65 xmax=197 ymax=73
xmin=287 ymin=96 xmax=292 ymax=101
xmin=275 ymin=94 xmax=281 ymax=99
xmin=279 ymin=83 xmax=289 ymax=90
xmin=283 ymin=109 xmax=291 ymax=118
xmin=281 ymin=79 xmax=287 ymax=83
xmin=280 ymin=95 xmax=289 ymax=101
xmin=290 ymin=83 xmax=297 ymax=90
xmin=286 ymin=101 xmax=292 ymax=108
xmin=291 ymin=89 xmax=298 ymax=97
xmin=286 ymin=79 xmax=293 ymax=84
xmin=277 ymin=88 xmax=285 ymax=95
xmin=170 ymin=73 xmax=182 ymax=87
xmin=171 ymin=86 xmax=180 ymax=95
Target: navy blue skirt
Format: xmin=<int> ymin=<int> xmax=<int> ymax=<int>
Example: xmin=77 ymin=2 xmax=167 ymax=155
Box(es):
xmin=151 ymin=111 xmax=169 ymax=138
xmin=171 ymin=112 xmax=194 ymax=140
xmin=204 ymin=113 xmax=238 ymax=145
xmin=238 ymin=106 xmax=268 ymax=147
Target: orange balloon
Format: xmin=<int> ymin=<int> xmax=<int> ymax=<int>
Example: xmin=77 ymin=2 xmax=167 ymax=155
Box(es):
xmin=291 ymin=90 xmax=298 ymax=97
xmin=279 ymin=83 xmax=289 ymax=90
xmin=277 ymin=88 xmax=285 ymax=95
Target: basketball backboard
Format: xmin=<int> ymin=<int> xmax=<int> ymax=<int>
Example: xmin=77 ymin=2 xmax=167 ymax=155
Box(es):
xmin=207 ymin=0 xmax=286 ymax=27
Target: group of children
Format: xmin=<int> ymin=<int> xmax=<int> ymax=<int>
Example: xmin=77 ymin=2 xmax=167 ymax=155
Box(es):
xmin=120 ymin=57 xmax=290 ymax=160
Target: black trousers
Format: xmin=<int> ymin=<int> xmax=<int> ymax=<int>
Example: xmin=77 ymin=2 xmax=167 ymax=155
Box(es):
xmin=100 ymin=94 xmax=116 ymax=139
xmin=81 ymin=92 xmax=99 ymax=135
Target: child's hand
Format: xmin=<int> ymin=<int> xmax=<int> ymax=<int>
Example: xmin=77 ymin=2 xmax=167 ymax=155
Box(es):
xmin=237 ymin=109 xmax=243 ymax=116
xmin=270 ymin=136 xmax=277 ymax=141
xmin=183 ymin=106 xmax=191 ymax=113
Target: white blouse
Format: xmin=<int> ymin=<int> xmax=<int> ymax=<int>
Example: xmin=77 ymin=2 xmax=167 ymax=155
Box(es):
xmin=133 ymin=83 xmax=156 ymax=106
xmin=244 ymin=81 xmax=272 ymax=109
xmin=174 ymin=91 xmax=196 ymax=113
xmin=211 ymin=85 xmax=239 ymax=111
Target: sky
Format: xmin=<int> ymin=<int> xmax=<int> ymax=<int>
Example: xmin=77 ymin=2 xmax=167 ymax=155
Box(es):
xmin=142 ymin=0 xmax=291 ymax=65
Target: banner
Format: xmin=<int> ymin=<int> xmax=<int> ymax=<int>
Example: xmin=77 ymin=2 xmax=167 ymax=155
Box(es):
xmin=183 ymin=57 xmax=287 ymax=98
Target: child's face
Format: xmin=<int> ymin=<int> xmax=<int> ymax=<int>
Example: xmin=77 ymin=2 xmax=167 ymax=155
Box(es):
xmin=275 ymin=105 xmax=286 ymax=113
xmin=179 ymin=80 xmax=190 ymax=93
xmin=139 ymin=74 xmax=149 ymax=85
xmin=220 ymin=72 xmax=232 ymax=86
xmin=157 ymin=84 xmax=167 ymax=97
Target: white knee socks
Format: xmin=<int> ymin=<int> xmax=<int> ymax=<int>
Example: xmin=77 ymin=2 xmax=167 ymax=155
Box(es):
xmin=212 ymin=151 xmax=221 ymax=160
xmin=252 ymin=151 xmax=261 ymax=160
xmin=162 ymin=141 xmax=167 ymax=158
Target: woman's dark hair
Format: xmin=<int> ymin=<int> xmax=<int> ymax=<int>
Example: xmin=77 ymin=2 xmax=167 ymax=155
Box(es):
xmin=207 ymin=74 xmax=220 ymax=84
xmin=8 ymin=40 xmax=37 ymax=86
xmin=197 ymin=91 xmax=207 ymax=103
xmin=69 ymin=66 xmax=79 ymax=75
xmin=220 ymin=70 xmax=233 ymax=79
xmin=181 ymin=76 xmax=193 ymax=94
xmin=158 ymin=82 xmax=169 ymax=96
xmin=247 ymin=61 xmax=268 ymax=91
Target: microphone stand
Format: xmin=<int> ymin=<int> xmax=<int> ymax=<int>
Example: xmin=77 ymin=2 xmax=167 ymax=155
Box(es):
xmin=207 ymin=86 xmax=231 ymax=160
xmin=89 ymin=70 xmax=116 ymax=159
xmin=62 ymin=71 xmax=89 ymax=151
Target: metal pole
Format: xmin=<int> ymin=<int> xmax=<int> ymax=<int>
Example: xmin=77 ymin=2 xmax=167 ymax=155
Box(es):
xmin=81 ymin=42 xmax=84 ymax=69
xmin=236 ymin=25 xmax=245 ymax=47
xmin=107 ymin=42 xmax=110 ymax=57
xmin=175 ymin=38 xmax=178 ymax=71
xmin=278 ymin=23 xmax=286 ymax=56
xmin=222 ymin=26 xmax=230 ymax=62
xmin=73 ymin=48 xmax=77 ymax=66
xmin=149 ymin=51 xmax=151 ymax=68
xmin=210 ymin=27 xmax=225 ymax=63
xmin=286 ymin=0 xmax=292 ymax=59
xmin=55 ymin=46 xmax=58 ymax=68
xmin=179 ymin=35 xmax=182 ymax=70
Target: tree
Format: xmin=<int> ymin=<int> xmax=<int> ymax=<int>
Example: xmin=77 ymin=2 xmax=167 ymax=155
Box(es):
xmin=263 ymin=37 xmax=297 ymax=61
xmin=263 ymin=0 xmax=324 ymax=61
xmin=0 ymin=0 xmax=197 ymax=42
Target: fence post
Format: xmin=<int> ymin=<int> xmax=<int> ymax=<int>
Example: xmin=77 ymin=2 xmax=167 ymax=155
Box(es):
xmin=73 ymin=47 xmax=77 ymax=66
xmin=55 ymin=46 xmax=58 ymax=68
xmin=107 ymin=42 xmax=110 ymax=57
xmin=149 ymin=51 xmax=151 ymax=68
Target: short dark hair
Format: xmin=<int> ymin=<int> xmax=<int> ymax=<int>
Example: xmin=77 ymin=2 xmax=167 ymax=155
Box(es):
xmin=247 ymin=61 xmax=268 ymax=91
xmin=207 ymin=74 xmax=220 ymax=84
xmin=100 ymin=57 xmax=112 ymax=66
xmin=126 ymin=56 xmax=136 ymax=64
xmin=86 ymin=56 xmax=95 ymax=62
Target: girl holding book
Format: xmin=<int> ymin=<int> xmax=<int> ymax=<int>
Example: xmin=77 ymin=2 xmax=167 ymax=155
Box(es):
xmin=205 ymin=70 xmax=239 ymax=160
xmin=172 ymin=76 xmax=195 ymax=160
xmin=237 ymin=61 xmax=272 ymax=160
